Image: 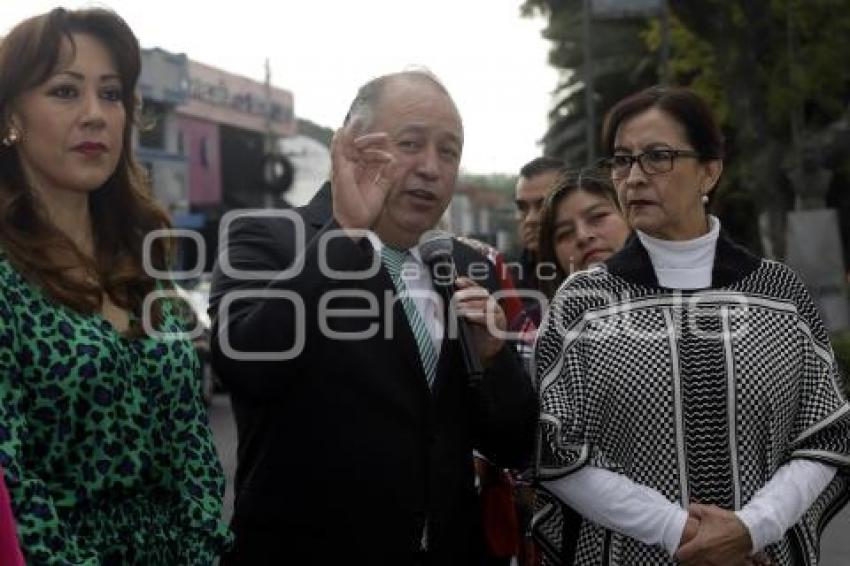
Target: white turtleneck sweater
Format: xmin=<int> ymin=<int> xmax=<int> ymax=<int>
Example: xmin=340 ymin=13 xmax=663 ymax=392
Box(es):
xmin=544 ymin=216 xmax=836 ymax=557
xmin=636 ymin=215 xmax=720 ymax=289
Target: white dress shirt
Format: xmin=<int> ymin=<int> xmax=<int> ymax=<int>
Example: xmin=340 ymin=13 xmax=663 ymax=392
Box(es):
xmin=373 ymin=240 xmax=444 ymax=355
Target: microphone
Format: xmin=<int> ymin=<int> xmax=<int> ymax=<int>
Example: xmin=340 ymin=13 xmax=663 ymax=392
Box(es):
xmin=419 ymin=230 xmax=484 ymax=385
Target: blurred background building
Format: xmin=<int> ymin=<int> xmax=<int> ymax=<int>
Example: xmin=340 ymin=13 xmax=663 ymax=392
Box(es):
xmin=136 ymin=48 xmax=326 ymax=271
xmin=134 ymin=46 xmax=518 ymax=273
xmin=132 ymin=0 xmax=850 ymax=332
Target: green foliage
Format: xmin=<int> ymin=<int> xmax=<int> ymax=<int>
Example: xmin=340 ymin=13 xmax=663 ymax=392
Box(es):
xmin=296 ymin=118 xmax=333 ymax=147
xmin=643 ymin=15 xmax=727 ymax=124
xmin=522 ymin=0 xmax=658 ymax=164
xmin=526 ymin=0 xmax=850 ymax=259
xmin=668 ymin=0 xmax=850 ymax=137
xmin=528 ymin=0 xmax=850 ymax=149
xmin=665 ymin=0 xmax=850 ymax=252
xmin=710 ymin=182 xmax=764 ymax=254
xmin=748 ymin=1 xmax=850 ymax=132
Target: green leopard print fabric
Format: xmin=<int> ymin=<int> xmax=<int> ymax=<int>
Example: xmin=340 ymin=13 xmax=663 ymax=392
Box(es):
xmin=0 ymin=257 xmax=232 ymax=564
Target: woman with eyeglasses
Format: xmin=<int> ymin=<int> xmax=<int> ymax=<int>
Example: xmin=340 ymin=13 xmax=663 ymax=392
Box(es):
xmin=532 ymin=86 xmax=849 ymax=565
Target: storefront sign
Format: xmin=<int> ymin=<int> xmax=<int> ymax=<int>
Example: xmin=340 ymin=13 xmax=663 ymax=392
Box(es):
xmin=179 ymin=60 xmax=296 ymax=137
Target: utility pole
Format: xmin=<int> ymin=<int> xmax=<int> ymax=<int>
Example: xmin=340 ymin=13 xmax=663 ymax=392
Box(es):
xmin=659 ymin=0 xmax=670 ymax=85
xmin=583 ymin=0 xmax=596 ymax=166
xmin=786 ymin=1 xmax=804 ymax=209
xmin=264 ymin=58 xmax=274 ymax=154
xmin=581 ymin=0 xmax=669 ymax=163
xmin=263 ymin=58 xmax=275 ymax=209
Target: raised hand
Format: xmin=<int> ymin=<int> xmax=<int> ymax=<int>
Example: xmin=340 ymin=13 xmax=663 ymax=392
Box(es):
xmin=330 ymin=125 xmax=397 ymax=233
xmin=675 ymin=504 xmax=754 ymax=566
xmin=453 ymin=277 xmax=506 ymax=366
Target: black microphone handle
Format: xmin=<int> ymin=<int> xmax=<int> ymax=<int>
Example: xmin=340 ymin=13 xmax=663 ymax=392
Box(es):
xmin=428 ymin=255 xmax=485 ymax=386
xmin=423 ymin=252 xmax=496 ymax=429
xmin=456 ymin=314 xmax=485 ymax=386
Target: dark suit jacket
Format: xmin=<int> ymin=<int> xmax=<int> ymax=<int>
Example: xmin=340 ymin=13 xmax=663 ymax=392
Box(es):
xmin=209 ymin=183 xmax=537 ymax=565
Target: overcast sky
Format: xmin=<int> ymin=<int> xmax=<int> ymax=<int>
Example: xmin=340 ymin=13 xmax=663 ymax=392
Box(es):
xmin=0 ymin=0 xmax=558 ymax=175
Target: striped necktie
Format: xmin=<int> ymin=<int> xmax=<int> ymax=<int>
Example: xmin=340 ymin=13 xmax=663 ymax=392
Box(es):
xmin=381 ymin=246 xmax=439 ymax=388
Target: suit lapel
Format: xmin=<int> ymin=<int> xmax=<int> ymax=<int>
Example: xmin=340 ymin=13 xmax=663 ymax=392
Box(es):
xmin=306 ymin=181 xmax=435 ymax=396
xmin=303 ymin=182 xmax=333 ymax=230
xmin=379 ymin=266 xmax=433 ymax=395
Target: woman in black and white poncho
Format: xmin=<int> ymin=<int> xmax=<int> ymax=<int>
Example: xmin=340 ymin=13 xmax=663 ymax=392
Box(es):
xmin=533 ymin=86 xmax=850 ymax=566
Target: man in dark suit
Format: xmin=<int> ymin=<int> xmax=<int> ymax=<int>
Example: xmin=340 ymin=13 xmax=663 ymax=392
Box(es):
xmin=210 ymin=70 xmax=537 ymax=565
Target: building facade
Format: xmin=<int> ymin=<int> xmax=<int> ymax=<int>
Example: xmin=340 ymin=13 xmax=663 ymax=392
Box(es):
xmin=137 ymin=49 xmax=298 ymax=272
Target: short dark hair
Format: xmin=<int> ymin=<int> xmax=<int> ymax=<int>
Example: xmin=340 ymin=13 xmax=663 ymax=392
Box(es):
xmin=601 ymin=86 xmax=724 ymax=161
xmin=519 ymin=156 xmax=566 ymax=180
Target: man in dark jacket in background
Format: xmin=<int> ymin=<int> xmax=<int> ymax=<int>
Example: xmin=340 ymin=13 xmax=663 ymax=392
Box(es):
xmin=512 ymin=156 xmax=565 ymax=297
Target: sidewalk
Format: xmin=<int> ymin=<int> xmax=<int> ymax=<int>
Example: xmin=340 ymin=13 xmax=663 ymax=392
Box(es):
xmin=821 ymin=504 xmax=850 ymax=565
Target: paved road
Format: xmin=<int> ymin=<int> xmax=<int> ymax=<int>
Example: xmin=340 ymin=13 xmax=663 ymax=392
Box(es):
xmin=209 ymin=394 xmax=236 ymax=525
xmin=208 ymin=393 xmax=850 ymax=563
xmin=821 ymin=503 xmax=850 ymax=566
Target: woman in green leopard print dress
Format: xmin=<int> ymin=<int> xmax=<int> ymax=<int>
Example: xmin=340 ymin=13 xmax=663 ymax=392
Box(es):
xmin=0 ymin=8 xmax=231 ymax=564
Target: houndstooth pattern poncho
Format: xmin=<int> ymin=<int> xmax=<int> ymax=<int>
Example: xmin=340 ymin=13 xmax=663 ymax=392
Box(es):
xmin=533 ymin=233 xmax=850 ymax=566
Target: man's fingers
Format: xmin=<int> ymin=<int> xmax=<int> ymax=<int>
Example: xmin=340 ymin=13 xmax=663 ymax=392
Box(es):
xmin=455 ymin=276 xmax=480 ymax=289
xmin=453 ymin=279 xmax=506 ymax=335
xmin=457 ymin=303 xmax=506 ymax=332
xmin=379 ymin=158 xmax=398 ymax=185
xmin=370 ymin=158 xmax=397 ymax=195
xmin=457 ymin=305 xmax=490 ymax=319
xmin=459 ymin=312 xmax=489 ymax=327
xmin=349 ymin=149 xmax=395 ymax=193
xmin=353 ymin=132 xmax=390 ymax=149
xmin=333 ymin=126 xmax=364 ymax=165
xmin=680 ymin=516 xmax=700 ymax=546
xmin=687 ymin=503 xmax=710 ymax=519
xmin=335 ymin=128 xmax=389 ymax=165
xmin=331 ymin=129 xmax=357 ymax=187
xmin=361 ymin=148 xmax=394 ymax=166
xmin=330 ymin=129 xmax=345 ymax=161
xmin=454 ymin=287 xmax=488 ymax=303
xmin=675 ymin=537 xmax=700 ymax=562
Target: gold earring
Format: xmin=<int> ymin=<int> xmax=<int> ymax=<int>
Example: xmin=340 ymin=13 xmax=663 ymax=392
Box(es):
xmin=1 ymin=127 xmax=20 ymax=147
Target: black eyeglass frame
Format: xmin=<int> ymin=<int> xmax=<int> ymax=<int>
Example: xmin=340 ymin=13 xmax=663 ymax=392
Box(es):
xmin=598 ymin=149 xmax=703 ymax=178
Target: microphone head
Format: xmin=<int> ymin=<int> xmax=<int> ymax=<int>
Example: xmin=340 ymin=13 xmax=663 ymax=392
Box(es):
xmin=419 ymin=229 xmax=454 ymax=264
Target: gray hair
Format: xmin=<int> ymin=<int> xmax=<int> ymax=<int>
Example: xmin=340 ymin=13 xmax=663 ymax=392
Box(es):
xmin=343 ymin=68 xmax=454 ymax=132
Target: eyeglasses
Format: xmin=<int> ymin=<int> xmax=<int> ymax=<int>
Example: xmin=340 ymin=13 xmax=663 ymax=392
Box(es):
xmin=598 ymin=149 xmax=702 ymax=179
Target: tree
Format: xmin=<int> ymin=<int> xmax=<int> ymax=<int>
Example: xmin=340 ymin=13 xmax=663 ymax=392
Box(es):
xmin=296 ymin=117 xmax=333 ymax=147
xmin=526 ymin=0 xmax=850 ymax=257
xmin=659 ymin=0 xmax=850 ymax=256
xmin=521 ymin=0 xmax=658 ymax=165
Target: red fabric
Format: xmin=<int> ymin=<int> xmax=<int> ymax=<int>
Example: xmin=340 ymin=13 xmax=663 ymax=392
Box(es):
xmin=0 ymin=470 xmax=24 ymax=566
xmin=492 ymin=253 xmax=525 ymax=325
xmin=480 ymin=468 xmax=521 ymax=557
xmin=454 ymin=237 xmax=524 ymax=324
